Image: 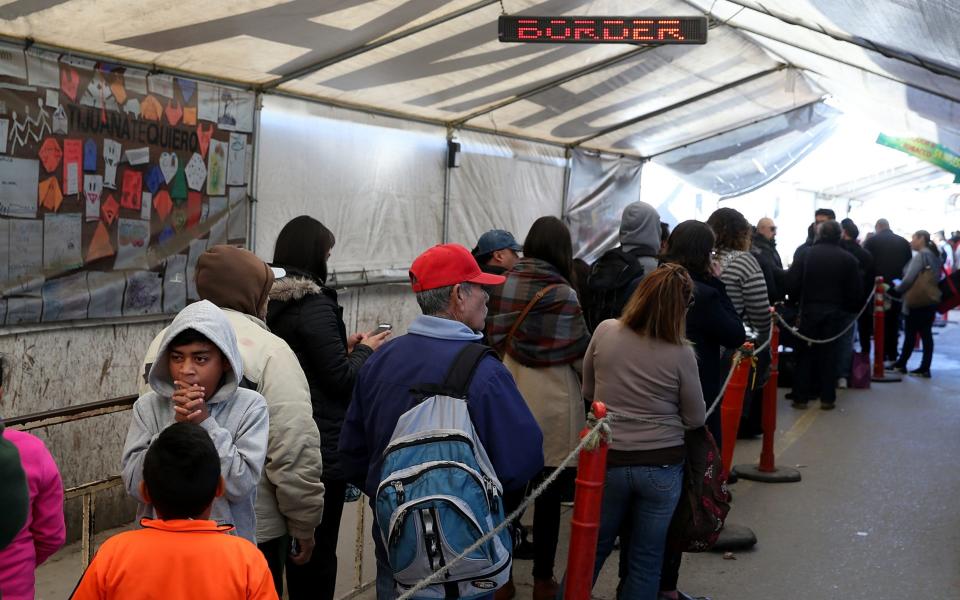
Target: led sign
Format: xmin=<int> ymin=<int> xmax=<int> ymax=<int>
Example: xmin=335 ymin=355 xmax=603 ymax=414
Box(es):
xmin=498 ymin=16 xmax=708 ymax=44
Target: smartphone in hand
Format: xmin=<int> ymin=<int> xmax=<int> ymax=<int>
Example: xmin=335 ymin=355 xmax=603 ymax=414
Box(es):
xmin=373 ymin=323 xmax=392 ymax=335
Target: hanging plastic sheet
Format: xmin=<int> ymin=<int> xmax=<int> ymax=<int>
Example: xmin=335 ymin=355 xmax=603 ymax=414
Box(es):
xmin=564 ymin=149 xmax=642 ymax=263
xmin=255 ymin=96 xmax=447 ymax=278
xmin=447 ymin=130 xmax=566 ymax=251
xmin=653 ymin=101 xmax=841 ymax=198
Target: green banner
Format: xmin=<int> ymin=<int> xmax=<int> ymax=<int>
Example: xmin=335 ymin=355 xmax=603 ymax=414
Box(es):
xmin=876 ymin=134 xmax=960 ymax=183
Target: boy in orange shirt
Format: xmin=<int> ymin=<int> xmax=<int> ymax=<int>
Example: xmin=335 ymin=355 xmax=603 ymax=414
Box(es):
xmin=71 ymin=422 xmax=278 ymax=599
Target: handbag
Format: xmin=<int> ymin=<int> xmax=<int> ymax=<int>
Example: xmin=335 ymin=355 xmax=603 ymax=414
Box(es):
xmin=937 ymin=267 xmax=960 ymax=313
xmin=666 ymin=427 xmax=731 ymax=552
xmin=904 ymin=267 xmax=942 ymax=309
xmin=850 ymin=352 xmax=871 ymax=389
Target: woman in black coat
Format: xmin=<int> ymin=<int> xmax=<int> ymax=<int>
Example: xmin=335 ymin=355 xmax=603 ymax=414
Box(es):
xmin=658 ymin=220 xmax=745 ymax=600
xmin=267 ymin=216 xmax=390 ymax=600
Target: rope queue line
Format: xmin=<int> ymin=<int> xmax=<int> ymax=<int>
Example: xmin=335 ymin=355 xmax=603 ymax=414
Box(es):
xmin=398 ymin=287 xmax=893 ymax=599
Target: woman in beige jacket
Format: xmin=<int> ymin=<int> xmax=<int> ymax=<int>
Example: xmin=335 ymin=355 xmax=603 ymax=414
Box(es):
xmin=487 ymin=216 xmax=591 ymax=600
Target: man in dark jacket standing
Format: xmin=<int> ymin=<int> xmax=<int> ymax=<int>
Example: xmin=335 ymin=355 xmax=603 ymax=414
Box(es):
xmin=787 ymin=221 xmax=862 ymax=409
xmin=840 ymin=220 xmax=876 ymax=355
xmin=752 ymin=217 xmax=785 ymax=303
xmin=340 ymin=244 xmax=544 ymax=600
xmin=863 ymin=218 xmax=913 ymax=363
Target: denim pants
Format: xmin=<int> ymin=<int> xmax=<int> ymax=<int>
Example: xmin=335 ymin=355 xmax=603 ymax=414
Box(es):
xmin=593 ymin=463 xmax=684 ymax=600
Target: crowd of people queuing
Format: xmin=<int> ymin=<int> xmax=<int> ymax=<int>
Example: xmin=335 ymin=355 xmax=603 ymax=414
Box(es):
xmin=0 ymin=202 xmax=951 ymax=600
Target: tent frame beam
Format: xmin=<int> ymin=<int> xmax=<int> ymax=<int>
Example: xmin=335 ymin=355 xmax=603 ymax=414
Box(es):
xmin=643 ymin=98 xmax=825 ymax=160
xmin=261 ymin=0 xmax=500 ymax=90
xmin=718 ymin=0 xmax=960 ymax=84
xmin=569 ymin=64 xmax=788 ymax=148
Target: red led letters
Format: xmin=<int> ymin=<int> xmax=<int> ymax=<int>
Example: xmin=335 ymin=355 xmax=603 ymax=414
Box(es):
xmin=499 ymin=16 xmax=708 ymax=45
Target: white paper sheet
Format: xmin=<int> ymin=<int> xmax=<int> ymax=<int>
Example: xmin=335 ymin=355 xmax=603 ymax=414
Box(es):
xmin=25 ymin=50 xmax=59 ymax=89
xmin=217 ymin=88 xmax=254 ymax=132
xmin=197 ymin=82 xmax=219 ymax=123
xmin=84 ymin=174 xmax=103 ymax=221
xmin=0 ymin=156 xmax=39 ymax=217
xmin=123 ymin=271 xmax=162 ymax=316
xmin=114 ymin=218 xmax=151 ymax=270
xmin=103 ymin=139 xmax=121 ymax=188
xmin=87 ymin=271 xmax=125 ymax=318
xmin=186 ymin=238 xmax=207 ymax=301
xmin=162 ymin=254 xmax=188 ymax=314
xmin=227 ymin=133 xmax=246 ymax=186
xmin=208 ymin=196 xmax=228 ymax=246
xmin=41 ymin=272 xmax=90 ymax=321
xmin=141 ymin=192 xmax=152 ymax=221
xmin=147 ymin=73 xmax=174 ymax=98
xmin=206 ymin=139 xmax=226 ymax=196
xmin=6 ymin=292 xmax=43 ymax=325
xmin=43 ymin=213 xmax=83 ymax=272
xmin=0 ymin=47 xmax=27 ymax=79
xmin=185 ymin=152 xmax=207 ymax=191
xmin=0 ymin=119 xmax=8 ymax=154
xmin=228 ymin=187 xmax=248 ymax=241
xmin=0 ymin=219 xmax=8 ymax=284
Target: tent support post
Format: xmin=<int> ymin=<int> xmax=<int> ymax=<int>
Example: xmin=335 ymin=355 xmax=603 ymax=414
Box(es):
xmin=442 ymin=127 xmax=455 ymax=244
xmin=248 ymin=92 xmax=264 ymax=253
xmin=561 ymin=147 xmax=574 ymax=220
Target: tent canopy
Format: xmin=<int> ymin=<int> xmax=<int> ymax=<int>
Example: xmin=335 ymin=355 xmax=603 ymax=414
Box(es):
xmin=2 ymin=0 xmax=958 ymax=159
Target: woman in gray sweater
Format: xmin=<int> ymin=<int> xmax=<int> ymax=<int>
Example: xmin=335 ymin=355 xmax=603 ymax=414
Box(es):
xmin=582 ymin=264 xmax=706 ymax=600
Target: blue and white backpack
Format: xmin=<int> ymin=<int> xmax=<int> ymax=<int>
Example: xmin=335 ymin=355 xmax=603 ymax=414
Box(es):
xmin=375 ymin=344 xmax=512 ymax=598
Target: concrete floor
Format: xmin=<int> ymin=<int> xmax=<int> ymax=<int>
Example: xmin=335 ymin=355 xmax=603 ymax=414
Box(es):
xmin=36 ymin=321 xmax=960 ymax=599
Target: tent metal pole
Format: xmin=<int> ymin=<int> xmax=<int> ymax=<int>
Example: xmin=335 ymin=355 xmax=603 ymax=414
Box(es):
xmin=644 ymin=98 xmax=826 ymax=159
xmin=569 ymin=65 xmax=788 ymax=147
xmin=263 ymin=0 xmax=501 ymax=90
xmin=561 ymin=147 xmax=574 ymax=219
xmin=248 ymin=92 xmax=264 ymax=254
xmin=442 ymin=128 xmax=454 ymax=244
xmin=717 ymin=0 xmax=960 ymax=83
xmin=693 ymin=15 xmax=960 ymax=105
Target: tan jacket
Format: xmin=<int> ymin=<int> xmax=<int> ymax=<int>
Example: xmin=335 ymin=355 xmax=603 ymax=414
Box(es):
xmin=503 ymin=354 xmax=584 ymax=467
xmin=140 ymin=309 xmax=324 ymax=542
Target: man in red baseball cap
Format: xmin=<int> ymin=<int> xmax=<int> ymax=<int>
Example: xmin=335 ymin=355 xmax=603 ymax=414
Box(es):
xmin=339 ymin=243 xmax=544 ymax=600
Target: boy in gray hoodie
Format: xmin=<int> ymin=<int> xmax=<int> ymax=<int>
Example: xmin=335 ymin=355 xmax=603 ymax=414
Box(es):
xmin=121 ymin=300 xmax=269 ymax=543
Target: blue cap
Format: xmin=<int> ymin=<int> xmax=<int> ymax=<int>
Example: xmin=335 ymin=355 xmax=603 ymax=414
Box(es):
xmin=473 ymin=229 xmax=523 ymax=256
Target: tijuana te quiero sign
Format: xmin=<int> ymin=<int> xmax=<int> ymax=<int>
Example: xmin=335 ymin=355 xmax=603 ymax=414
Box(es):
xmin=498 ymin=16 xmax=708 ymax=44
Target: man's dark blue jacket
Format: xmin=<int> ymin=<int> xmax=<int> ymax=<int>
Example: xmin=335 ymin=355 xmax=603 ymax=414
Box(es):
xmin=339 ymin=314 xmax=545 ymax=502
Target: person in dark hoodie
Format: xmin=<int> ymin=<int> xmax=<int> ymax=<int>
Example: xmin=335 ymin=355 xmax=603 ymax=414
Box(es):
xmin=752 ymin=217 xmax=785 ymax=303
xmin=786 ymin=221 xmax=861 ymax=409
xmin=139 ymin=245 xmax=325 ymax=594
xmin=584 ymin=201 xmax=662 ymax=331
xmin=267 ymin=216 xmax=391 ymax=600
xmin=122 ymin=300 xmax=270 ymax=543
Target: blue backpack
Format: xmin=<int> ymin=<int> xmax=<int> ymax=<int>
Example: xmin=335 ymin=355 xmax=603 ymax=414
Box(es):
xmin=375 ymin=344 xmax=512 ymax=598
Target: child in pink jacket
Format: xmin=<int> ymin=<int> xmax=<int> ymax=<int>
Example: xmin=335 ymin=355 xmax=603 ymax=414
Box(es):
xmin=0 ymin=428 xmax=66 ymax=600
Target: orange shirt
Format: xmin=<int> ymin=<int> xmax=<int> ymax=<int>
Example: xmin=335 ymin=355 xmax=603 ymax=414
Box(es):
xmin=71 ymin=519 xmax=278 ymax=600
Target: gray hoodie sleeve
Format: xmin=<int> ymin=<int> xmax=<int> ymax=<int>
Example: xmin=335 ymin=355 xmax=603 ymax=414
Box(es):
xmin=200 ymin=393 xmax=269 ymax=503
xmin=120 ymin=396 xmax=165 ymax=503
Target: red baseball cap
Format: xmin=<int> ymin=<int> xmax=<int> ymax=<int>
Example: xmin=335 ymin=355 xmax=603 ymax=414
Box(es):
xmin=409 ymin=244 xmax=506 ymax=292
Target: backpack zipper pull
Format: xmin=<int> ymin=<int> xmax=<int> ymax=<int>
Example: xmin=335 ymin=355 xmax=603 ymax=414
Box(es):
xmin=392 ymin=480 xmax=405 ymax=505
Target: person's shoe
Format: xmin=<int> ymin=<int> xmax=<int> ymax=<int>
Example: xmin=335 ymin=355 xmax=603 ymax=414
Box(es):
xmin=891 ymin=363 xmax=907 ymax=374
xmin=837 ymin=377 xmax=848 ymax=389
xmin=512 ymin=528 xmax=534 ymax=560
xmin=494 ymin=578 xmax=515 ymax=600
xmin=532 ymin=578 xmax=559 ymax=600
xmin=820 ymin=401 xmax=836 ymax=411
xmin=909 ymin=368 xmax=931 ymax=378
xmin=884 ymin=359 xmax=898 ymax=369
xmin=791 ymin=400 xmax=808 ymax=409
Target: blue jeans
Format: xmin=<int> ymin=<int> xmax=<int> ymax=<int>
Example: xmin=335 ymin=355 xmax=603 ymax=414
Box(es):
xmin=593 ymin=464 xmax=683 ymax=600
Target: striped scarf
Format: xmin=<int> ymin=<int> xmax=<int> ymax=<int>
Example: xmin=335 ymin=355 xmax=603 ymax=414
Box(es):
xmin=487 ymin=258 xmax=590 ymax=367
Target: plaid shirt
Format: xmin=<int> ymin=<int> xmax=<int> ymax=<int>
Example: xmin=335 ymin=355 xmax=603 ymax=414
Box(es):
xmin=487 ymin=258 xmax=590 ymax=367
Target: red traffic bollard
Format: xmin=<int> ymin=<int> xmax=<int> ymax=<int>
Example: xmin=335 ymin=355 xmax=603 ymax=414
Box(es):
xmin=563 ymin=401 xmax=609 ymax=600
xmin=734 ymin=315 xmax=801 ymax=483
xmin=720 ymin=343 xmax=753 ymax=475
xmin=872 ymin=276 xmax=902 ymax=382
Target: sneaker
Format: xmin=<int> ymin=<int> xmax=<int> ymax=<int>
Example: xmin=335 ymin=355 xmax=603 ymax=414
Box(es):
xmin=909 ymin=369 xmax=931 ymax=378
xmin=891 ymin=363 xmax=907 ymax=374
xmin=884 ymin=359 xmax=898 ymax=369
xmin=820 ymin=402 xmax=836 ymax=411
xmin=837 ymin=377 xmax=848 ymax=389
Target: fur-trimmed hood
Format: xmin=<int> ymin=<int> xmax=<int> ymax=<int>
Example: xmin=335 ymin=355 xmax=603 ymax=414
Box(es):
xmin=269 ymin=276 xmax=322 ymax=303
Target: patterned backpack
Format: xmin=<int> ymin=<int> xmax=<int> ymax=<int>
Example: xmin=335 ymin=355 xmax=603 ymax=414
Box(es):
xmin=666 ymin=426 xmax=731 ymax=552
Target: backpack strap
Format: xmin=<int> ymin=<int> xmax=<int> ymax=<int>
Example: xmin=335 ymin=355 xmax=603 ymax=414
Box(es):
xmin=501 ymin=283 xmax=561 ymax=356
xmin=415 ymin=343 xmax=498 ymax=399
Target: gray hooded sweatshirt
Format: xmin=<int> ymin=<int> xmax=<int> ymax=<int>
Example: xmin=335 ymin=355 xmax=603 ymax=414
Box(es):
xmin=619 ymin=201 xmax=662 ymax=276
xmin=121 ymin=300 xmax=269 ymax=543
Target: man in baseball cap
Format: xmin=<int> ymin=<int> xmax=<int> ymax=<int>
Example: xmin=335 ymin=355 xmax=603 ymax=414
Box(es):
xmin=472 ymin=230 xmax=523 ymax=275
xmin=339 ymin=243 xmax=544 ymax=600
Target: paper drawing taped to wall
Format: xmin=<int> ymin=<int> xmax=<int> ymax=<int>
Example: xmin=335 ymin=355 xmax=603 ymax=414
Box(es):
xmin=0 ymin=41 xmax=250 ymax=325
